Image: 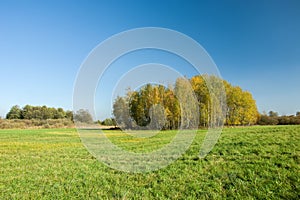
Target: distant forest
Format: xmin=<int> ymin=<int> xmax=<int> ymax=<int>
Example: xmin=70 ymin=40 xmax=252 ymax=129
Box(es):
xmin=4 ymin=106 xmax=93 ymax=124
xmin=5 ymin=105 xmax=73 ymax=120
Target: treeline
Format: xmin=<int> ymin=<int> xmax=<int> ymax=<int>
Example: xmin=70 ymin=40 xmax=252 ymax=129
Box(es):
xmin=6 ymin=105 xmax=73 ymax=120
xmin=113 ymin=75 xmax=258 ymax=129
xmin=258 ymin=111 xmax=300 ymax=125
xmin=1 ymin=105 xmax=97 ymax=129
xmin=5 ymin=105 xmax=97 ymax=124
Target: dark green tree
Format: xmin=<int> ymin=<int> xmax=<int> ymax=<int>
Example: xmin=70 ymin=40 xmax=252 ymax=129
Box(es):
xmin=54 ymin=108 xmax=66 ymax=119
xmin=6 ymin=105 xmax=22 ymax=119
xmin=269 ymin=111 xmax=279 ymax=118
xmin=66 ymin=111 xmax=74 ymax=121
xmin=21 ymin=105 xmax=33 ymax=119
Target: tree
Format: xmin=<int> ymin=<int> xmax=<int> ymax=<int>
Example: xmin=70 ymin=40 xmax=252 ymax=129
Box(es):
xmin=128 ymin=84 xmax=167 ymax=129
xmin=54 ymin=108 xmax=66 ymax=119
xmin=41 ymin=105 xmax=52 ymax=119
xmin=239 ymin=91 xmax=258 ymax=125
xmin=21 ymin=105 xmax=33 ymax=119
xmin=6 ymin=105 xmax=22 ymax=119
xmin=148 ymin=104 xmax=166 ymax=129
xmin=113 ymin=96 xmax=132 ymax=129
xmin=225 ymin=82 xmax=258 ymax=126
xmin=129 ymin=90 xmax=148 ymax=127
xmin=191 ymin=75 xmax=227 ymax=127
xmin=190 ymin=75 xmax=210 ymax=127
xmin=163 ymin=87 xmax=180 ymax=129
xmin=175 ymin=77 xmax=199 ymax=129
xmin=66 ymin=111 xmax=74 ymax=121
xmin=269 ymin=111 xmax=278 ymax=118
xmin=73 ymin=109 xmax=93 ymax=124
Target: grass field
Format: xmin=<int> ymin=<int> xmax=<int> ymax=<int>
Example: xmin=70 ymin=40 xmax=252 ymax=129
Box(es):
xmin=0 ymin=126 xmax=299 ymax=199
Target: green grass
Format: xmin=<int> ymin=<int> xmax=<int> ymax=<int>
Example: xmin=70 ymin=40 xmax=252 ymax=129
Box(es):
xmin=0 ymin=126 xmax=299 ymax=199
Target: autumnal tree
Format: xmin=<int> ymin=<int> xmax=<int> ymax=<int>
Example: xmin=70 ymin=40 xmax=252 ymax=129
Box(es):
xmin=175 ymin=77 xmax=199 ymax=129
xmin=191 ymin=75 xmax=227 ymax=127
xmin=190 ymin=75 xmax=210 ymax=127
xmin=163 ymin=87 xmax=180 ymax=129
xmin=225 ymin=82 xmax=258 ymax=125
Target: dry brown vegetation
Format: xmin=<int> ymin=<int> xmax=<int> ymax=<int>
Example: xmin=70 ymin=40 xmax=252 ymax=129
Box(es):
xmin=0 ymin=119 xmax=74 ymax=129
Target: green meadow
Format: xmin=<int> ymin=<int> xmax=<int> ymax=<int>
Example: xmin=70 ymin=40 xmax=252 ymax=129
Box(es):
xmin=0 ymin=126 xmax=299 ymax=199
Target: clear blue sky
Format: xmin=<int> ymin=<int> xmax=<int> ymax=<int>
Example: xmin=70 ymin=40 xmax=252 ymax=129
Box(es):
xmin=0 ymin=0 xmax=299 ymax=119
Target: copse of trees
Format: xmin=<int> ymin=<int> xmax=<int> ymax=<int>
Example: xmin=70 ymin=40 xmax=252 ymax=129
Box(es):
xmin=6 ymin=105 xmax=73 ymax=120
xmin=113 ymin=75 xmax=259 ymax=129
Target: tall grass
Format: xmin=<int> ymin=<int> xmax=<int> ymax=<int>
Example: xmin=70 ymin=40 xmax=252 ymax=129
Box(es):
xmin=0 ymin=119 xmax=74 ymax=129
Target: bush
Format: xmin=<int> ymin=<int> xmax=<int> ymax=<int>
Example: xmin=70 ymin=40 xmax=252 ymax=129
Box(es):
xmin=257 ymin=115 xmax=278 ymax=125
xmin=257 ymin=114 xmax=300 ymax=125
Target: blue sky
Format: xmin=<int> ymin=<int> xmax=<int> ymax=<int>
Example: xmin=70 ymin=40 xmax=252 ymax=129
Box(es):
xmin=0 ymin=0 xmax=299 ymax=119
